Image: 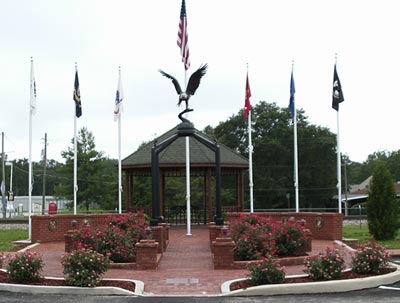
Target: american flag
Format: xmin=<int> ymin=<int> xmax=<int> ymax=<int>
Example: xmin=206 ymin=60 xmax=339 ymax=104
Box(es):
xmin=177 ymin=0 xmax=190 ymax=70
xmin=244 ymin=73 xmax=252 ymax=119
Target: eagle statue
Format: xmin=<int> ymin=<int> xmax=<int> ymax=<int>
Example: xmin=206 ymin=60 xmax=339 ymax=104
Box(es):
xmin=159 ymin=64 xmax=208 ymax=110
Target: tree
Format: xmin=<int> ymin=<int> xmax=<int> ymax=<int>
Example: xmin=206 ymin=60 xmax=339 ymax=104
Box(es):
xmin=366 ymin=163 xmax=398 ymax=240
xmin=54 ymin=128 xmax=118 ymax=212
xmin=204 ymin=101 xmax=337 ymax=210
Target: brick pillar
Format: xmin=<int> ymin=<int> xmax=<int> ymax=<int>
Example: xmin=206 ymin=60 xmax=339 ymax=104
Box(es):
xmin=151 ymin=226 xmax=164 ymax=253
xmin=64 ymin=230 xmax=77 ymax=253
xmin=136 ymin=240 xmax=159 ymax=270
xmin=213 ymin=237 xmax=235 ymax=270
xmin=209 ymin=223 xmax=223 ymax=245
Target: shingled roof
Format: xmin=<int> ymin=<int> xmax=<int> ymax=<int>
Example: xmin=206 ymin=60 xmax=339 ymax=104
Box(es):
xmin=122 ymin=125 xmax=249 ymax=168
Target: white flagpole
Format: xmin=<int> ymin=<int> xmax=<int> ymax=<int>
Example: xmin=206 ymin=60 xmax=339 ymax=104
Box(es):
xmin=291 ymin=63 xmax=299 ymax=212
xmin=293 ymin=111 xmax=299 ymax=212
xmin=334 ymin=55 xmax=342 ymax=214
xmin=246 ymin=64 xmax=254 ymax=213
xmin=28 ymin=57 xmax=35 ymax=241
xmin=248 ymin=112 xmax=254 ymax=213
xmin=184 ymin=72 xmax=192 ymax=236
xmin=117 ymin=67 xmax=122 ymax=214
xmin=73 ymin=63 xmax=78 ymax=215
xmin=337 ymin=110 xmax=342 ymax=213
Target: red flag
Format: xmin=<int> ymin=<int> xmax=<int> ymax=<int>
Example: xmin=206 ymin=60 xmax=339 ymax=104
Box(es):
xmin=177 ymin=0 xmax=190 ymax=70
xmin=244 ymin=73 xmax=252 ymax=119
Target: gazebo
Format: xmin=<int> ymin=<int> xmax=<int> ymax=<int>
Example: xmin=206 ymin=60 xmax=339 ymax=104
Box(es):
xmin=122 ymin=125 xmax=249 ymax=224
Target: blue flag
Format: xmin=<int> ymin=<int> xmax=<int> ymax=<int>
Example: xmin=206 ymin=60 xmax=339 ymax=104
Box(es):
xmin=73 ymin=70 xmax=82 ymax=118
xmin=289 ymin=70 xmax=295 ymax=118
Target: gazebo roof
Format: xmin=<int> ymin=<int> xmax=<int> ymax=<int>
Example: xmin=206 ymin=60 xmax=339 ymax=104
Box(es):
xmin=122 ymin=125 xmax=249 ymax=168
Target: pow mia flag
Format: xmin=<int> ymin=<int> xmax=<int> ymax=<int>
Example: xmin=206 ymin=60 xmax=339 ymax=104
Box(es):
xmin=332 ymin=64 xmax=344 ymax=111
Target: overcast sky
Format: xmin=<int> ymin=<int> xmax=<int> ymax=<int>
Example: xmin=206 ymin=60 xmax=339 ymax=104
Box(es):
xmin=1 ymin=0 xmax=399 ymax=164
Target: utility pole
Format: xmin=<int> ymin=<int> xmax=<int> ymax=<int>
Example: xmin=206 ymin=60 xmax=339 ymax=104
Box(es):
xmin=41 ymin=133 xmax=47 ymax=215
xmin=1 ymin=132 xmax=6 ymax=218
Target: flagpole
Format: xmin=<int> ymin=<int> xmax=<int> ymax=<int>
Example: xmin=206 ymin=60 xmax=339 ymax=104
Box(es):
xmin=248 ymin=112 xmax=254 ymax=213
xmin=28 ymin=57 xmax=35 ymax=241
xmin=118 ymin=67 xmax=122 ymax=214
xmin=73 ymin=63 xmax=78 ymax=215
xmin=292 ymin=62 xmax=299 ymax=212
xmin=337 ymin=108 xmax=342 ymax=213
xmin=246 ymin=64 xmax=254 ymax=213
xmin=334 ymin=54 xmax=342 ymax=214
xmin=184 ymin=68 xmax=192 ymax=236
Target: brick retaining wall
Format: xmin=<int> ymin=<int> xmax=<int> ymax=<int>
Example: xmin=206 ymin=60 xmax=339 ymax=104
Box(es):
xmin=226 ymin=212 xmax=343 ymax=240
xmin=31 ymin=214 xmax=121 ymax=243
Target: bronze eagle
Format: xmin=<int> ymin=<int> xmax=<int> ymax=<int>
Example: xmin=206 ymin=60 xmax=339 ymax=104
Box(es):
xmin=159 ymin=64 xmax=208 ymax=109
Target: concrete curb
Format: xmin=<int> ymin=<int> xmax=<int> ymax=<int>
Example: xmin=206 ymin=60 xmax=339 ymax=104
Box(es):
xmin=0 ymin=270 xmax=144 ymax=296
xmin=220 ymin=264 xmax=400 ymax=296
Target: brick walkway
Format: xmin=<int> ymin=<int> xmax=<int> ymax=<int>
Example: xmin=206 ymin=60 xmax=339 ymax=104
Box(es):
xmin=30 ymin=225 xmax=351 ymax=296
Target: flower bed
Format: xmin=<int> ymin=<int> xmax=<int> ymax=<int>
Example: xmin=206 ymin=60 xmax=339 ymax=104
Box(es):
xmin=72 ymin=212 xmax=148 ymax=263
xmin=228 ymin=267 xmax=397 ymax=292
xmin=228 ymin=214 xmax=311 ymax=261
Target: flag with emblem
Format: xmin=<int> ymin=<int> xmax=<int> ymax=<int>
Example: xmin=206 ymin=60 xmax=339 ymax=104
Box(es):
xmin=332 ymin=65 xmax=344 ymax=111
xmin=114 ymin=69 xmax=124 ymax=121
xmin=244 ymin=73 xmax=252 ymax=119
xmin=73 ymin=70 xmax=82 ymax=118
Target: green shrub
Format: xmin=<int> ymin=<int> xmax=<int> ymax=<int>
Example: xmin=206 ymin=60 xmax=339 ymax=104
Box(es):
xmin=351 ymin=241 xmax=389 ymax=274
xmin=229 ymin=214 xmax=310 ymax=260
xmin=72 ymin=212 xmax=148 ymax=263
xmin=62 ymin=248 xmax=110 ymax=287
xmin=229 ymin=214 xmax=274 ymax=260
xmin=367 ymin=164 xmax=398 ymax=240
xmin=273 ymin=220 xmax=307 ymax=256
xmin=6 ymin=251 xmax=44 ymax=283
xmin=248 ymin=257 xmax=286 ymax=285
xmin=304 ymin=247 xmax=345 ymax=281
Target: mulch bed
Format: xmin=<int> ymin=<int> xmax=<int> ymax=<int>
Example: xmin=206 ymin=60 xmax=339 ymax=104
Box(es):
xmin=0 ymin=271 xmax=136 ymax=292
xmin=230 ymin=267 xmax=396 ymax=291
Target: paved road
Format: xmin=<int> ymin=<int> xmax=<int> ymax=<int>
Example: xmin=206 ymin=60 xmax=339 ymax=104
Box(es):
xmin=0 ymin=287 xmax=400 ymax=303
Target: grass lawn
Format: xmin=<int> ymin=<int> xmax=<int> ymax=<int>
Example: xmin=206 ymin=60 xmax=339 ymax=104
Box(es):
xmin=343 ymin=224 xmax=400 ymax=249
xmin=0 ymin=229 xmax=29 ymax=252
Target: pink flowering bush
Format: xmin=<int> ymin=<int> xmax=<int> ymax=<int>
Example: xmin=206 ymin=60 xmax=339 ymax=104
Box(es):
xmin=229 ymin=214 xmax=309 ymax=260
xmin=272 ymin=219 xmax=308 ymax=256
xmin=62 ymin=248 xmax=110 ymax=287
xmin=72 ymin=212 xmax=148 ymax=263
xmin=6 ymin=251 xmax=44 ymax=283
xmin=351 ymin=241 xmax=389 ymax=274
xmin=229 ymin=214 xmax=275 ymax=260
xmin=304 ymin=247 xmax=345 ymax=281
xmin=0 ymin=252 xmax=6 ymax=268
xmin=248 ymin=257 xmax=286 ymax=285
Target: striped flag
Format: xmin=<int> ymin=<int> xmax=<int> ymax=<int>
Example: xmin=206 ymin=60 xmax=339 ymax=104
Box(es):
xmin=30 ymin=58 xmax=37 ymax=114
xmin=289 ymin=70 xmax=296 ymax=118
xmin=244 ymin=73 xmax=252 ymax=119
xmin=114 ymin=69 xmax=124 ymax=121
xmin=177 ymin=0 xmax=190 ymax=70
xmin=73 ymin=70 xmax=82 ymax=118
